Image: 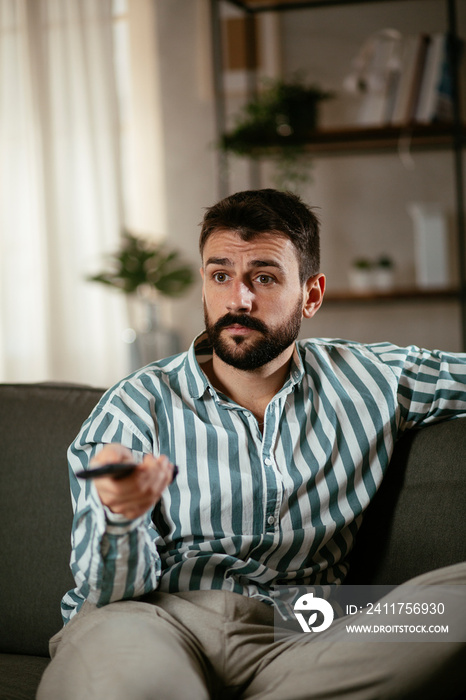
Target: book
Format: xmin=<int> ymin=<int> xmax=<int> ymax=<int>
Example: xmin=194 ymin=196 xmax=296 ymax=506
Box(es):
xmin=391 ymin=34 xmax=428 ymax=125
xmin=355 ymin=31 xmax=403 ymax=126
xmin=415 ymin=33 xmax=449 ymax=123
xmin=432 ymin=34 xmax=456 ymax=122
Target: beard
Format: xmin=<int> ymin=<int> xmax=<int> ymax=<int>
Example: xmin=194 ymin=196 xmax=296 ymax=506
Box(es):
xmin=204 ymin=296 xmax=303 ymax=371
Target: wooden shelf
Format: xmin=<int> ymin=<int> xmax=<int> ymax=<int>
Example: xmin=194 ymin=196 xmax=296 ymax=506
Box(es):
xmin=301 ymin=123 xmax=465 ymax=156
xmin=237 ymin=123 xmax=465 ymax=158
xmin=227 ymin=0 xmax=414 ymax=11
xmin=324 ymin=287 xmax=461 ymax=305
xmin=300 ymin=124 xmax=466 ymax=155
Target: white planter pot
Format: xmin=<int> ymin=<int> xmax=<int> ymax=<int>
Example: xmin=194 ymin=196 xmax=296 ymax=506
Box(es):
xmin=348 ymin=269 xmax=373 ymax=292
xmin=372 ymin=269 xmax=394 ymax=291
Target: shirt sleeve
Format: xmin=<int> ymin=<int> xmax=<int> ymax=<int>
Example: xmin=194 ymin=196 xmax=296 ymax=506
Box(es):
xmin=374 ymin=344 xmax=466 ymax=432
xmin=65 ymin=393 xmax=163 ymax=619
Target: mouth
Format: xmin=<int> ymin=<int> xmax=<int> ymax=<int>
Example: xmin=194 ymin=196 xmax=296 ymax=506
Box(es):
xmin=224 ymin=324 xmax=255 ymax=335
xmin=213 ymin=314 xmax=268 ymax=336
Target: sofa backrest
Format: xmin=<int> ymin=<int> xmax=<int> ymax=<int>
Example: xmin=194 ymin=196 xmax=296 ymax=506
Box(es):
xmin=0 ymin=383 xmax=104 ymax=657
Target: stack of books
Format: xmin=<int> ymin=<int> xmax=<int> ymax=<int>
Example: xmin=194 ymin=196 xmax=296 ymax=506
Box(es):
xmin=355 ymin=32 xmax=459 ymax=127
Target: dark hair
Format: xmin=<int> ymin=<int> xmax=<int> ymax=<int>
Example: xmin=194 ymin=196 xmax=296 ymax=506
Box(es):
xmin=199 ymin=189 xmax=320 ymax=283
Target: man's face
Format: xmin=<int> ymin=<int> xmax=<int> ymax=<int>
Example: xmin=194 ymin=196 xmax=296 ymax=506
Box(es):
xmin=200 ymin=230 xmax=315 ymax=371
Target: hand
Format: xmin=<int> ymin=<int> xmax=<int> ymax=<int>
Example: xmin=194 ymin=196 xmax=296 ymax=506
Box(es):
xmin=90 ymin=444 xmax=175 ymax=520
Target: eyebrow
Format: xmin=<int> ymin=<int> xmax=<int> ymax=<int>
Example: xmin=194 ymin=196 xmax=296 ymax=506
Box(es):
xmin=205 ymin=257 xmax=285 ymax=273
xmin=205 ymin=257 xmax=233 ymax=267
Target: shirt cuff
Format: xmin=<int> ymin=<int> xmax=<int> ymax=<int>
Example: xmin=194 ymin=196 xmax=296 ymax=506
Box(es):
xmin=88 ymin=481 xmax=146 ymax=533
xmin=103 ymin=505 xmax=148 ymax=534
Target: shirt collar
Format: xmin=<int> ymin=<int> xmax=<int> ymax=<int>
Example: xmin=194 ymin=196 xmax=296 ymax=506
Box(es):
xmin=290 ymin=341 xmax=305 ymax=385
xmin=185 ymin=331 xmax=305 ymax=400
xmin=185 ymin=332 xmax=213 ymax=399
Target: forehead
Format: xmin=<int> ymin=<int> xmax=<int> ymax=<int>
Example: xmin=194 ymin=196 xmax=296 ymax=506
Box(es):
xmin=202 ymin=229 xmax=299 ymax=267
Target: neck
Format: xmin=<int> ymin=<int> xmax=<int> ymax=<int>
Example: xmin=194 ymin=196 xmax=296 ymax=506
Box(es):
xmin=202 ymin=346 xmax=295 ymax=423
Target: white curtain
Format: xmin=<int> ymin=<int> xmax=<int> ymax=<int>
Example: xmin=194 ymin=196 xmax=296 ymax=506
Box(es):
xmin=0 ymin=0 xmax=128 ymax=387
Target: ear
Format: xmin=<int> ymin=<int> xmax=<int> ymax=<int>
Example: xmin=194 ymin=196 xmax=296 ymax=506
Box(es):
xmin=302 ymin=274 xmax=325 ymax=319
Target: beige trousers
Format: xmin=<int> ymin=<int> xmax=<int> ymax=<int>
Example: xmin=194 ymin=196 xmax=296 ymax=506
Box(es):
xmin=37 ymin=563 xmax=466 ymax=700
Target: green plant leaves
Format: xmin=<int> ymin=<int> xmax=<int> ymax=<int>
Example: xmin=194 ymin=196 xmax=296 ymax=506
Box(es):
xmin=87 ymin=231 xmax=195 ymax=297
xmin=221 ymin=76 xmax=333 ymax=156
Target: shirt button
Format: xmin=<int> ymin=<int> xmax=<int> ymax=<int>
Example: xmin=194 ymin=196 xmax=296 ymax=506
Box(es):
xmin=267 ymin=515 xmax=275 ymax=525
xmin=243 ymin=411 xmax=251 ymax=418
xmin=264 ymin=457 xmax=272 ymax=466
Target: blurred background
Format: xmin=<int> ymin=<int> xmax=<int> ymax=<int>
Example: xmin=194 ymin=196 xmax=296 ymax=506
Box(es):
xmin=1 ymin=0 xmax=465 ymax=388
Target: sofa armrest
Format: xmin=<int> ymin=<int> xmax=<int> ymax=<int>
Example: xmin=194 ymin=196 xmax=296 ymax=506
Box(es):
xmin=0 ymin=383 xmax=104 ymax=657
xmin=346 ymin=418 xmax=466 ymax=585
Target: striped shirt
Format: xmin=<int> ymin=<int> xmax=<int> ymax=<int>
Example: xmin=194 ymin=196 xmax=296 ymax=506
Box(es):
xmin=62 ymin=333 xmax=466 ymax=623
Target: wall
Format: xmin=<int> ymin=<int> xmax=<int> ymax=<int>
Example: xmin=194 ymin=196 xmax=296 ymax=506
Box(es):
xmin=155 ymin=0 xmax=466 ymax=354
xmin=154 ymin=0 xmax=217 ymax=348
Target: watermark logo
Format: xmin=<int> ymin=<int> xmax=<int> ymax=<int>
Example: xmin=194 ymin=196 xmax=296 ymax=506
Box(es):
xmin=275 ymin=584 xmax=466 ymax=643
xmin=293 ymin=592 xmax=335 ymax=633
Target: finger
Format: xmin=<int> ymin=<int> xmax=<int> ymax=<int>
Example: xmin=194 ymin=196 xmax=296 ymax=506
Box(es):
xmin=96 ymin=482 xmax=155 ymax=518
xmin=91 ymin=443 xmax=133 ymax=467
xmin=104 ymin=495 xmax=156 ymax=519
xmin=108 ymin=459 xmax=173 ymax=516
xmin=95 ymin=470 xmax=142 ymax=502
xmin=140 ymin=454 xmax=175 ymax=486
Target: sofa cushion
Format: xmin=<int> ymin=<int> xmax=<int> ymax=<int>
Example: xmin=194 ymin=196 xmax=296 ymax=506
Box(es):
xmin=0 ymin=654 xmax=50 ymax=700
xmin=346 ymin=417 xmax=466 ymax=585
xmin=0 ymin=383 xmax=104 ymax=657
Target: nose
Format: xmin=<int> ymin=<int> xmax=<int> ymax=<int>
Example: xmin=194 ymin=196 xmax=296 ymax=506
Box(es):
xmin=227 ymin=279 xmax=253 ymax=313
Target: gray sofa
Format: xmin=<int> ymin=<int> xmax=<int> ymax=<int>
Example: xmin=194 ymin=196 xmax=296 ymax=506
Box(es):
xmin=0 ymin=382 xmax=465 ymax=700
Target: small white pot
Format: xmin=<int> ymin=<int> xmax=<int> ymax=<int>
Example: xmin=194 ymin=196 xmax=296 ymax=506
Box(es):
xmin=372 ymin=268 xmax=394 ymax=291
xmin=348 ymin=269 xmax=373 ymax=292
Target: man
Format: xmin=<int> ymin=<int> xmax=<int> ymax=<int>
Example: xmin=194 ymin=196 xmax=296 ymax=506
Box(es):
xmin=38 ymin=189 xmax=466 ymax=699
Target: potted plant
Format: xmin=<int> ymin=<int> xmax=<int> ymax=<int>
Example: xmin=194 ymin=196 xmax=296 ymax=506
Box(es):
xmin=348 ymin=255 xmax=395 ymax=293
xmin=88 ymin=230 xmax=194 ymax=297
xmin=220 ymin=75 xmax=333 ymax=191
xmin=88 ymin=231 xmax=195 ymax=365
xmin=348 ymin=258 xmax=373 ymax=292
xmin=373 ymin=255 xmax=395 ymax=290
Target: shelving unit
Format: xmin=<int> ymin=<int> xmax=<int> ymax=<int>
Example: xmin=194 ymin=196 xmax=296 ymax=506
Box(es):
xmin=210 ymin=0 xmax=466 ymax=349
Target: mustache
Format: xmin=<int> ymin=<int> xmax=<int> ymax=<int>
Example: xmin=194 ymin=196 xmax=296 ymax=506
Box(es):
xmin=214 ymin=313 xmax=268 ymax=334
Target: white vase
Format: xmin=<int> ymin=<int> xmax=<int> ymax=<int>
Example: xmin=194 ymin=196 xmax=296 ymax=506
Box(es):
xmin=125 ymin=294 xmax=180 ymax=370
xmin=348 ymin=268 xmax=373 ymax=292
xmin=372 ymin=268 xmax=394 ymax=291
xmin=408 ymin=202 xmax=450 ymax=289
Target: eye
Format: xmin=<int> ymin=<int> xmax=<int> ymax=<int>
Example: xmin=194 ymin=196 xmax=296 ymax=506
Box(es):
xmin=212 ymin=271 xmax=230 ymax=283
xmin=255 ymin=274 xmax=274 ymax=285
